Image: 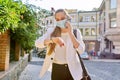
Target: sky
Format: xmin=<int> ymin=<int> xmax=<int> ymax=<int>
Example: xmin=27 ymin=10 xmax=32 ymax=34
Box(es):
xmin=22 ymin=0 xmax=103 ymax=11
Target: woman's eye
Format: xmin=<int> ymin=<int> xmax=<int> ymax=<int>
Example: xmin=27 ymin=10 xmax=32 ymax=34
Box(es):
xmin=56 ymin=19 xmax=60 ymax=21
xmin=61 ymin=17 xmax=65 ymax=20
xmin=56 ymin=18 xmax=65 ymax=21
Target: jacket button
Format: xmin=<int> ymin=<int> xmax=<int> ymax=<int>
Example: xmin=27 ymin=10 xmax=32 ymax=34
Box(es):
xmin=51 ymin=58 xmax=53 ymax=60
xmin=65 ymin=64 xmax=67 ymax=67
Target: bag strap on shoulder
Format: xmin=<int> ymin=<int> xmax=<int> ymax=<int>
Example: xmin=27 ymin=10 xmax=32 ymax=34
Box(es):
xmin=73 ymin=29 xmax=77 ymax=38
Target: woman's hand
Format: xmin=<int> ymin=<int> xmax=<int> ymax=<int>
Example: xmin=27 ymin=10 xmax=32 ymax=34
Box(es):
xmin=65 ymin=21 xmax=72 ymax=33
xmin=52 ymin=37 xmax=65 ymax=47
xmin=65 ymin=21 xmax=80 ymax=48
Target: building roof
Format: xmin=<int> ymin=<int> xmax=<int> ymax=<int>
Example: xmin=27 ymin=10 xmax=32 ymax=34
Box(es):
xmin=78 ymin=10 xmax=99 ymax=13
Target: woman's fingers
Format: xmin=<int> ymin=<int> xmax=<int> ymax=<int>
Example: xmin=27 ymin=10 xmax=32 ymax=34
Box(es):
xmin=53 ymin=37 xmax=65 ymax=47
xmin=58 ymin=37 xmax=65 ymax=47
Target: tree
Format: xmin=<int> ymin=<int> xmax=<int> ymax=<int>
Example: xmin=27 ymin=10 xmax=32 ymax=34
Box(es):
xmin=0 ymin=0 xmax=26 ymax=32
xmin=10 ymin=3 xmax=51 ymax=52
xmin=10 ymin=4 xmax=38 ymax=52
xmin=0 ymin=0 xmax=50 ymax=58
xmin=92 ymin=8 xmax=99 ymax=11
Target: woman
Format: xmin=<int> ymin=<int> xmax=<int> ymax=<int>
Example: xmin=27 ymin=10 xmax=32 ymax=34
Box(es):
xmin=35 ymin=9 xmax=85 ymax=80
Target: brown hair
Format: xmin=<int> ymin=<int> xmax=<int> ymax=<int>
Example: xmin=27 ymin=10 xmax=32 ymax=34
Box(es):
xmin=47 ymin=9 xmax=70 ymax=55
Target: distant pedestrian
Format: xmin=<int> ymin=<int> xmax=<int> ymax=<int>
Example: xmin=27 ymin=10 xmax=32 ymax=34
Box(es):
xmin=93 ymin=51 xmax=96 ymax=56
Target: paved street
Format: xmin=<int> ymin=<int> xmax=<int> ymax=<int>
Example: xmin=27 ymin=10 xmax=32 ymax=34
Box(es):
xmin=19 ymin=57 xmax=120 ymax=80
xmin=84 ymin=60 xmax=120 ymax=80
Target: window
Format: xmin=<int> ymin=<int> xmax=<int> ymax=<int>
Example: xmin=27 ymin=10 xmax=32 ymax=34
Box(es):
xmin=71 ymin=15 xmax=76 ymax=22
xmin=85 ymin=28 xmax=90 ymax=36
xmin=105 ymin=39 xmax=110 ymax=49
xmin=104 ymin=19 xmax=106 ymax=32
xmin=110 ymin=0 xmax=117 ymax=9
xmin=79 ymin=28 xmax=83 ymax=35
xmin=84 ymin=16 xmax=90 ymax=22
xmin=110 ymin=12 xmax=116 ymax=19
xmin=91 ymin=16 xmax=95 ymax=22
xmin=83 ymin=16 xmax=90 ymax=22
xmin=110 ymin=20 xmax=117 ymax=27
xmin=91 ymin=28 xmax=96 ymax=35
xmin=113 ymin=45 xmax=115 ymax=49
xmin=79 ymin=16 xmax=83 ymax=22
xmin=85 ymin=16 xmax=90 ymax=22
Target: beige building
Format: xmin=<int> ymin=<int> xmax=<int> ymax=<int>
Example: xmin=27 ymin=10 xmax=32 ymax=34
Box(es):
xmin=99 ymin=0 xmax=120 ymax=58
xmin=44 ymin=9 xmax=100 ymax=54
xmin=66 ymin=9 xmax=78 ymax=29
xmin=78 ymin=11 xmax=100 ymax=54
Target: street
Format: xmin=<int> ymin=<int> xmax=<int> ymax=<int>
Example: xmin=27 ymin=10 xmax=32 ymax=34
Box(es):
xmin=19 ymin=57 xmax=120 ymax=80
xmin=84 ymin=60 xmax=120 ymax=80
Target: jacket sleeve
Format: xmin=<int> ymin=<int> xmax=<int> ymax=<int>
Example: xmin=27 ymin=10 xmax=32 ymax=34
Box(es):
xmin=35 ymin=28 xmax=53 ymax=48
xmin=76 ymin=29 xmax=85 ymax=54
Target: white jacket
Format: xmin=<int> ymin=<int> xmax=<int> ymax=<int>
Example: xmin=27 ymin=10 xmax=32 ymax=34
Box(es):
xmin=35 ymin=28 xmax=85 ymax=80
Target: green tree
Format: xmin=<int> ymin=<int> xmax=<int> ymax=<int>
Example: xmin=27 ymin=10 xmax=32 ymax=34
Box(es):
xmin=92 ymin=8 xmax=99 ymax=11
xmin=10 ymin=4 xmax=38 ymax=52
xmin=10 ymin=4 xmax=50 ymax=52
xmin=0 ymin=0 xmax=50 ymax=52
xmin=0 ymin=0 xmax=26 ymax=32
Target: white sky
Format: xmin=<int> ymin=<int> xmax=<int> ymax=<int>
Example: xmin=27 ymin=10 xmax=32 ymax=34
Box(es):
xmin=22 ymin=0 xmax=103 ymax=11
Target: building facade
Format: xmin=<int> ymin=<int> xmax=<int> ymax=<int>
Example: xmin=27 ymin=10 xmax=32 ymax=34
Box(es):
xmin=78 ymin=11 xmax=100 ymax=54
xmin=99 ymin=0 xmax=120 ymax=59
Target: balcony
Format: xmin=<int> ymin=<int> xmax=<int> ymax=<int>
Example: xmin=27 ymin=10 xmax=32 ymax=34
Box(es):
xmin=71 ymin=22 xmax=78 ymax=26
xmin=78 ymin=22 xmax=98 ymax=26
xmin=109 ymin=9 xmax=116 ymax=14
xmin=83 ymin=36 xmax=97 ymax=40
xmin=105 ymin=28 xmax=120 ymax=41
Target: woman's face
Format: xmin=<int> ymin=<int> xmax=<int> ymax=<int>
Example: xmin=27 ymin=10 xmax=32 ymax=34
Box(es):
xmin=55 ymin=12 xmax=68 ymax=32
xmin=55 ymin=12 xmax=66 ymax=21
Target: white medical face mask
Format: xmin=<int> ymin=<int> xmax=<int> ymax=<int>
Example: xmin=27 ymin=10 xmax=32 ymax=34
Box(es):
xmin=56 ymin=19 xmax=67 ymax=28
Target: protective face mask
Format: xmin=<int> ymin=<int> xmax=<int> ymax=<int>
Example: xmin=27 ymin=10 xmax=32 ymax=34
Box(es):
xmin=56 ymin=19 xmax=67 ymax=28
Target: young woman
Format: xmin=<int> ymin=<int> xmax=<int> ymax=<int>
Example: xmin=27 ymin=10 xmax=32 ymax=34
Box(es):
xmin=35 ymin=9 xmax=85 ymax=80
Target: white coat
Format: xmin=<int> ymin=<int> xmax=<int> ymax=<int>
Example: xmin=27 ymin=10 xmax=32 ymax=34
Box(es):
xmin=35 ymin=28 xmax=85 ymax=80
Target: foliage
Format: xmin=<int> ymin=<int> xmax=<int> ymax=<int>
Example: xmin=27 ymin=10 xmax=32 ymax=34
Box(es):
xmin=10 ymin=4 xmax=38 ymax=51
xmin=92 ymin=8 xmax=99 ymax=11
xmin=26 ymin=4 xmax=51 ymax=28
xmin=0 ymin=0 xmax=26 ymax=32
xmin=0 ymin=0 xmax=50 ymax=52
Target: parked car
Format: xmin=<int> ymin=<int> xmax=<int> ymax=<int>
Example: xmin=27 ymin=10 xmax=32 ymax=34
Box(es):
xmin=37 ymin=49 xmax=46 ymax=58
xmin=80 ymin=52 xmax=90 ymax=60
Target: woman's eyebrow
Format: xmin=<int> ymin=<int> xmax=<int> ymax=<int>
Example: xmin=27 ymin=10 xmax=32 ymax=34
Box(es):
xmin=55 ymin=17 xmax=65 ymax=21
xmin=56 ymin=18 xmax=60 ymax=21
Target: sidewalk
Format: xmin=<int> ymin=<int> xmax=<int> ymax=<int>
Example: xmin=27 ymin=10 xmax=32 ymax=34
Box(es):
xmin=18 ymin=57 xmax=51 ymax=80
xmin=89 ymin=56 xmax=120 ymax=62
xmin=90 ymin=58 xmax=120 ymax=62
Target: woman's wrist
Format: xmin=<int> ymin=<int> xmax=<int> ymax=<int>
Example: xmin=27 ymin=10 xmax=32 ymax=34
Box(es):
xmin=50 ymin=37 xmax=58 ymax=44
xmin=50 ymin=38 xmax=54 ymax=43
xmin=68 ymin=30 xmax=73 ymax=36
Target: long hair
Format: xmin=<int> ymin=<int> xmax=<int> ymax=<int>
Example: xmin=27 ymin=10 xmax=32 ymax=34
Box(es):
xmin=47 ymin=9 xmax=70 ymax=55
